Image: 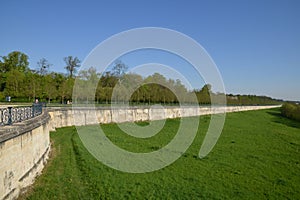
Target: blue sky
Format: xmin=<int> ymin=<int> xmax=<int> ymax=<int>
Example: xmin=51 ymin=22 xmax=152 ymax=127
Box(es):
xmin=1 ymin=0 xmax=299 ymax=101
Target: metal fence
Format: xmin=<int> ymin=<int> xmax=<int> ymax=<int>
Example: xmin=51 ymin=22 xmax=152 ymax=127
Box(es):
xmin=0 ymin=103 xmax=44 ymax=126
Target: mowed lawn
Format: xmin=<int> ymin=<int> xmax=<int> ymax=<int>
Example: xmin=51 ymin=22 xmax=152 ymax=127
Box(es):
xmin=23 ymin=108 xmax=300 ymax=199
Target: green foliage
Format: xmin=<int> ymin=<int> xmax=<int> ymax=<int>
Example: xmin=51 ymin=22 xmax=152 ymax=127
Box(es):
xmin=0 ymin=51 xmax=29 ymax=73
xmin=226 ymin=94 xmax=281 ymax=105
xmin=0 ymin=91 xmax=5 ymax=101
xmin=4 ymin=69 xmax=25 ymax=97
xmin=281 ymin=103 xmax=300 ymax=122
xmin=0 ymin=51 xmax=283 ymax=105
xmin=194 ymin=84 xmax=211 ymax=104
xmin=23 ymin=109 xmax=300 ymax=199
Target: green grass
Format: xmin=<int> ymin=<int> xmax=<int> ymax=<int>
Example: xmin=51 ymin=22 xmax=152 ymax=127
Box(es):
xmin=24 ymin=108 xmax=300 ymax=199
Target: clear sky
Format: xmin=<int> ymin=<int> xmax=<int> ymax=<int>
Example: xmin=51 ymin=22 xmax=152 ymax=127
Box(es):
xmin=1 ymin=0 xmax=299 ymax=101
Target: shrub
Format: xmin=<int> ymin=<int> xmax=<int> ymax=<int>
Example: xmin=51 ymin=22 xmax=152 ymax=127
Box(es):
xmin=281 ymin=103 xmax=300 ymax=122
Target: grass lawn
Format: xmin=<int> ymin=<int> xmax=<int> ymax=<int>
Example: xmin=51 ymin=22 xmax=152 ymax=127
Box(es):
xmin=23 ymin=108 xmax=300 ymax=199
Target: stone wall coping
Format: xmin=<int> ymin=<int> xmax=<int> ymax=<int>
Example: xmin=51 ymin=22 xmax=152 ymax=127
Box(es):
xmin=0 ymin=111 xmax=50 ymax=143
xmin=46 ymin=104 xmax=281 ymax=111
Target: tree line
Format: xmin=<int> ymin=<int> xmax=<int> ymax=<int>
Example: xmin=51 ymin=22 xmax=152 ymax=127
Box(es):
xmin=0 ymin=51 xmax=79 ymax=103
xmin=0 ymin=51 xmax=282 ymax=105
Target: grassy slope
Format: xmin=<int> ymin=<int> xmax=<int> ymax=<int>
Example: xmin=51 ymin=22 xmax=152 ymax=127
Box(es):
xmin=24 ymin=108 xmax=300 ymax=199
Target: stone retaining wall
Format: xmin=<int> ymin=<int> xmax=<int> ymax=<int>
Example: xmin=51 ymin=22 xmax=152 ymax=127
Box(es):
xmin=48 ymin=105 xmax=281 ymax=129
xmin=0 ymin=112 xmax=50 ymax=200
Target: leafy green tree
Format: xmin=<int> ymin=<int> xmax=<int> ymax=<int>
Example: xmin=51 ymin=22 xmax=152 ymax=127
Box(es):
xmin=174 ymin=79 xmax=188 ymax=103
xmin=77 ymin=67 xmax=100 ymax=103
xmin=44 ymin=73 xmax=58 ymax=103
xmin=0 ymin=51 xmax=29 ymax=73
xmin=52 ymin=73 xmax=67 ymax=103
xmin=196 ymin=84 xmax=211 ymax=104
xmin=100 ymin=72 xmax=118 ymax=88
xmin=0 ymin=60 xmax=3 ymax=73
xmin=114 ymin=73 xmax=143 ymax=104
xmin=58 ymin=78 xmax=74 ymax=104
xmin=95 ymin=86 xmax=105 ymax=103
xmin=103 ymin=87 xmax=113 ymax=104
xmin=23 ymin=72 xmax=41 ymax=101
xmin=0 ymin=72 xmax=6 ymax=92
xmin=4 ymin=69 xmax=25 ymax=97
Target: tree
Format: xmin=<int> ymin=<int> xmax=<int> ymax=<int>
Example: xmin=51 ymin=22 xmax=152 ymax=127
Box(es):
xmin=121 ymin=73 xmax=143 ymax=103
xmin=23 ymin=72 xmax=41 ymax=101
xmin=37 ymin=58 xmax=51 ymax=75
xmin=64 ymin=56 xmax=80 ymax=78
xmin=201 ymin=84 xmax=212 ymax=94
xmin=103 ymin=87 xmax=113 ymax=104
xmin=196 ymin=84 xmax=211 ymax=104
xmin=174 ymin=79 xmax=188 ymax=103
xmin=77 ymin=67 xmax=100 ymax=103
xmin=43 ymin=73 xmax=58 ymax=103
xmin=4 ymin=69 xmax=25 ymax=97
xmin=0 ymin=51 xmax=29 ymax=73
xmin=111 ymin=60 xmax=128 ymax=77
xmin=0 ymin=59 xmax=3 ymax=72
xmin=0 ymin=72 xmax=6 ymax=92
xmin=100 ymin=72 xmax=118 ymax=87
xmin=58 ymin=77 xmax=74 ymax=104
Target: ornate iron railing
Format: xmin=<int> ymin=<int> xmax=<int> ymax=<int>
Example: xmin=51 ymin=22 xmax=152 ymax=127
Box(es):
xmin=0 ymin=103 xmax=44 ymax=126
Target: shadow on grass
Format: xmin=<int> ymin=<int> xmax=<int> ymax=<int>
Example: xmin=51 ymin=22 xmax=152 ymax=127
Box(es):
xmin=267 ymin=110 xmax=300 ymax=129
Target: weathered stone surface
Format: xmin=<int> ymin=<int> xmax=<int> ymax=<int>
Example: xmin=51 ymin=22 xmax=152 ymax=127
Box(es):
xmin=0 ymin=112 xmax=50 ymax=200
xmin=47 ymin=105 xmax=280 ymax=128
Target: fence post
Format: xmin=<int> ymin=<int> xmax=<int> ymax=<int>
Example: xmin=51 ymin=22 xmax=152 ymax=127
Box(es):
xmin=32 ymin=104 xmax=35 ymax=117
xmin=8 ymin=107 xmax=13 ymax=125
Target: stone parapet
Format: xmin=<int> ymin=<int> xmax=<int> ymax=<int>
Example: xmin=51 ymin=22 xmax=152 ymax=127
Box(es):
xmin=0 ymin=112 xmax=50 ymax=200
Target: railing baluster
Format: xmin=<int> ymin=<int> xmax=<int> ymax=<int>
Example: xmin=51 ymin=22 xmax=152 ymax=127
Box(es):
xmin=8 ymin=107 xmax=12 ymax=125
xmin=0 ymin=109 xmax=3 ymax=126
xmin=0 ymin=103 xmax=44 ymax=126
